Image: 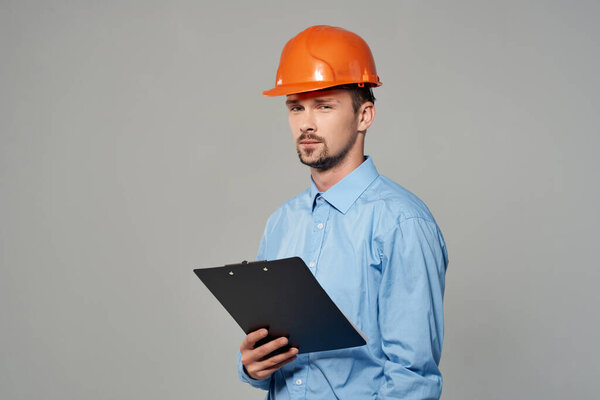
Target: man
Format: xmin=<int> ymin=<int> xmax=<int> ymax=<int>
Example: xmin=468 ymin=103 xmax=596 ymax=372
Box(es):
xmin=238 ymin=25 xmax=448 ymax=399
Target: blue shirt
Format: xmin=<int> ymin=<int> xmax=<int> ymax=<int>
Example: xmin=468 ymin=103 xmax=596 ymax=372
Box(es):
xmin=239 ymin=156 xmax=448 ymax=399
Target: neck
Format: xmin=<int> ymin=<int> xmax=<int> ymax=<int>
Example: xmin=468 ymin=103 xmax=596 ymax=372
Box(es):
xmin=311 ymin=150 xmax=365 ymax=192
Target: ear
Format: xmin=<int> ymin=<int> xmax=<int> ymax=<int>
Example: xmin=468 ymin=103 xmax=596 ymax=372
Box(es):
xmin=357 ymin=102 xmax=375 ymax=132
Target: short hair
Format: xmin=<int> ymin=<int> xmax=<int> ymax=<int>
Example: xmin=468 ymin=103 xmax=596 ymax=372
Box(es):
xmin=330 ymin=84 xmax=376 ymax=114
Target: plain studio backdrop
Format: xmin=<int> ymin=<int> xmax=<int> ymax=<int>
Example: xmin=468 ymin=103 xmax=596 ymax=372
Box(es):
xmin=1 ymin=1 xmax=598 ymax=399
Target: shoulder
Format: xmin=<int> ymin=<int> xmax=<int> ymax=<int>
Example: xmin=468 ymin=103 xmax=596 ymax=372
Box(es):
xmin=362 ymin=175 xmax=437 ymax=228
xmin=366 ymin=176 xmax=448 ymax=265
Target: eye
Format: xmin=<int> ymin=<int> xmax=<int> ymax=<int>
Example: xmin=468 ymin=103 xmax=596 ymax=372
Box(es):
xmin=288 ymin=105 xmax=303 ymax=112
xmin=317 ymin=104 xmax=333 ymax=110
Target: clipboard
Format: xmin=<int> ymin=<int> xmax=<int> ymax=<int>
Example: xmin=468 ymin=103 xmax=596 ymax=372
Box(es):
xmin=193 ymin=257 xmax=367 ymax=354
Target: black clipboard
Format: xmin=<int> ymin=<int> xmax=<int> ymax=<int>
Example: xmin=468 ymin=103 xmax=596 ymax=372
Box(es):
xmin=193 ymin=257 xmax=367 ymax=354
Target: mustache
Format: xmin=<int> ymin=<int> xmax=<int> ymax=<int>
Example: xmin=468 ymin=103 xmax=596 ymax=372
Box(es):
xmin=297 ymin=133 xmax=325 ymax=144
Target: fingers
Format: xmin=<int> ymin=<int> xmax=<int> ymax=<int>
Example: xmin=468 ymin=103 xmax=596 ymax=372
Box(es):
xmin=240 ymin=328 xmax=268 ymax=351
xmin=240 ymin=332 xmax=299 ymax=381
xmin=241 ymin=335 xmax=290 ymax=365
xmin=258 ymin=346 xmax=298 ymax=367
xmin=253 ymin=336 xmax=290 ymax=360
xmin=257 ymin=351 xmax=298 ymax=378
xmin=245 ymin=347 xmax=299 ymax=380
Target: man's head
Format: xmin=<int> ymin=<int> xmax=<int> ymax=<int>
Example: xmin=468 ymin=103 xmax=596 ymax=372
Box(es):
xmin=264 ymin=25 xmax=381 ymax=171
xmin=286 ymin=86 xmax=375 ymax=170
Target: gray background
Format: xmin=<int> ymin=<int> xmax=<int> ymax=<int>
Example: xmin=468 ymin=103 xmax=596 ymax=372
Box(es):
xmin=1 ymin=1 xmax=598 ymax=399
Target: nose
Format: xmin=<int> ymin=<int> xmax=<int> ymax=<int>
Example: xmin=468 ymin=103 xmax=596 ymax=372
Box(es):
xmin=300 ymin=109 xmax=316 ymax=133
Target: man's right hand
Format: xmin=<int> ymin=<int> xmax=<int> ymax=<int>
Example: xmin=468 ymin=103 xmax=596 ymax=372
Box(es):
xmin=240 ymin=328 xmax=299 ymax=380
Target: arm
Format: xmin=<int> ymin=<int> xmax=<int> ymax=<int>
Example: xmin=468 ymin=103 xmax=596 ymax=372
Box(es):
xmin=377 ymin=217 xmax=448 ymax=400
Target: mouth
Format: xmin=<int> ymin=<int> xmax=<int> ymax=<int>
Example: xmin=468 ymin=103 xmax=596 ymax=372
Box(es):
xmin=299 ymin=140 xmax=322 ymax=146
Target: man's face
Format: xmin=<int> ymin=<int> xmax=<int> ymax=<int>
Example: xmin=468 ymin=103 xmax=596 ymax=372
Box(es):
xmin=286 ymin=89 xmax=360 ymax=171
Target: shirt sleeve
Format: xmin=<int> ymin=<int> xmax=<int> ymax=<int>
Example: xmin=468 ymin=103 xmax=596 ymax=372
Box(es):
xmin=376 ymin=217 xmax=448 ymax=400
xmin=237 ymin=231 xmax=272 ymax=390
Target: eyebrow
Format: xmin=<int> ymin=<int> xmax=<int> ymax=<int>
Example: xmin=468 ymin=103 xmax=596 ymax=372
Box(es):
xmin=314 ymin=98 xmax=340 ymax=103
xmin=285 ymin=98 xmax=341 ymax=106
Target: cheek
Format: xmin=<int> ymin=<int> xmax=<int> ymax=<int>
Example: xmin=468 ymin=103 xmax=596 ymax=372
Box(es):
xmin=317 ymin=114 xmax=339 ymax=133
xmin=327 ymin=115 xmax=356 ymax=143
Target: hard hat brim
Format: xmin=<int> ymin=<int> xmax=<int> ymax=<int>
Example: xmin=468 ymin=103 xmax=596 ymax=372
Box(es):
xmin=263 ymin=80 xmax=382 ymax=97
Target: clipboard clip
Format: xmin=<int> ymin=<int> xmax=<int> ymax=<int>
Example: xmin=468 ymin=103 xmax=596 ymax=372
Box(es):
xmin=224 ymin=260 xmax=267 ymax=267
xmin=224 ymin=260 xmax=269 ymax=276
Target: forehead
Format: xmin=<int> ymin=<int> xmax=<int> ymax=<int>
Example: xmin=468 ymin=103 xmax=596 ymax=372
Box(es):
xmin=285 ymin=89 xmax=351 ymax=103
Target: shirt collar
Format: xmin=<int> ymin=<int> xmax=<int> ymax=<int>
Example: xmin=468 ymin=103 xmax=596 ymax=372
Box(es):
xmin=309 ymin=156 xmax=379 ymax=214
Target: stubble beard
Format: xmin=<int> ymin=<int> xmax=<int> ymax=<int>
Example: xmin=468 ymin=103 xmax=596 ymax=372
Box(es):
xmin=296 ymin=131 xmax=359 ymax=171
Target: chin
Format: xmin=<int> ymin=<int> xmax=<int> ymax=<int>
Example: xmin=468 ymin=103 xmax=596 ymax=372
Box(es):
xmin=299 ymin=150 xmax=317 ymax=161
xmin=298 ymin=154 xmax=316 ymax=166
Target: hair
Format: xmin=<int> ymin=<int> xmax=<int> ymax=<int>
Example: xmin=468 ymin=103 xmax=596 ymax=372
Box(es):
xmin=330 ymin=84 xmax=376 ymax=114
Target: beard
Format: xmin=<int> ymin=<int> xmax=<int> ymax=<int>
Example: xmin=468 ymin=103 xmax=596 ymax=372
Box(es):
xmin=296 ymin=131 xmax=359 ymax=171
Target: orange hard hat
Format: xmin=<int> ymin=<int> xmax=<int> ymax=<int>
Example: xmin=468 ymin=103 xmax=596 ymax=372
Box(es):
xmin=263 ymin=25 xmax=382 ymax=96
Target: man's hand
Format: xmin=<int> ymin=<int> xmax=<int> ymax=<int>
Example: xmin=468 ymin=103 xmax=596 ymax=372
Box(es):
xmin=240 ymin=328 xmax=298 ymax=380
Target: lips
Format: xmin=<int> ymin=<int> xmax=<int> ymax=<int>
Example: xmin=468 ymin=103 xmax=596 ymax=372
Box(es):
xmin=299 ymin=140 xmax=321 ymax=145
xmin=297 ymin=133 xmax=324 ymax=146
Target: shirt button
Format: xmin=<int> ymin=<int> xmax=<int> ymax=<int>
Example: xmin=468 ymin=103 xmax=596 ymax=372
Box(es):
xmin=317 ymin=223 xmax=324 ymax=229
xmin=295 ymin=379 xmax=303 ymax=385
xmin=309 ymin=261 xmax=315 ymax=268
